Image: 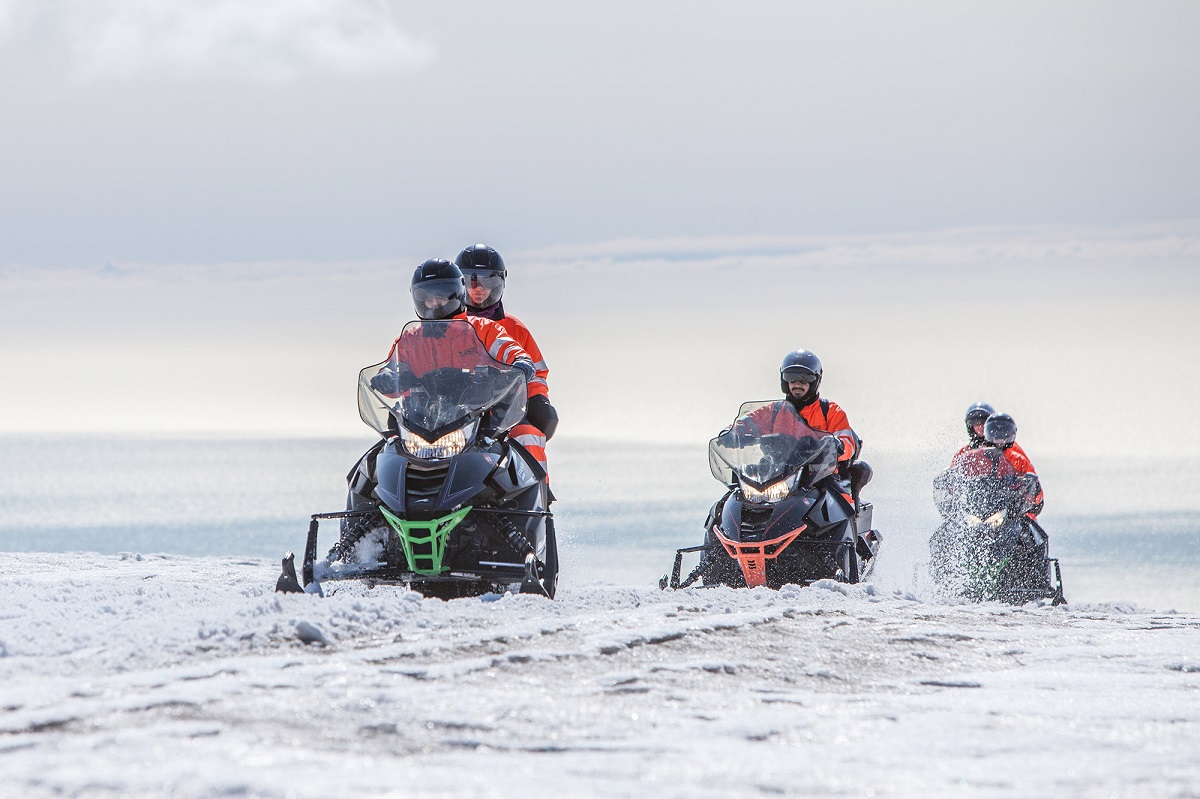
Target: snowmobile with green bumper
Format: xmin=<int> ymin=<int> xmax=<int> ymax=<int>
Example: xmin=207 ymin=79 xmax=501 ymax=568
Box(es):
xmin=277 ymin=319 xmax=557 ymax=599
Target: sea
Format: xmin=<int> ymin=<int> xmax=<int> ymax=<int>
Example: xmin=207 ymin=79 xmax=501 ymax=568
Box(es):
xmin=1 ymin=434 xmax=1198 ymax=613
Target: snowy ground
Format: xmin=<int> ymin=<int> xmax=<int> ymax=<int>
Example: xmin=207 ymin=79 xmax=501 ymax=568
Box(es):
xmin=2 ymin=554 xmax=1199 ymax=798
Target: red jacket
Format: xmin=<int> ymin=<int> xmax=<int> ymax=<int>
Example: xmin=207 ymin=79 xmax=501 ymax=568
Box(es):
xmin=953 ymin=440 xmax=1030 ymax=466
xmin=385 ymin=314 xmax=535 ymax=398
xmin=739 ymin=398 xmax=858 ymax=463
xmin=950 ymin=442 xmax=1043 ymax=516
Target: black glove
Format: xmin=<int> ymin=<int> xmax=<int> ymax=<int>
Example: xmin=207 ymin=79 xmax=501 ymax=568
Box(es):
xmin=512 ymin=359 xmax=536 ymax=382
xmin=369 ymin=370 xmax=399 ymax=394
xmin=525 ymin=394 xmax=559 ymax=440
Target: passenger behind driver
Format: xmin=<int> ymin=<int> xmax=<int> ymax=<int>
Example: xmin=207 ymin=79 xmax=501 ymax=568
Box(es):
xmin=455 ymin=243 xmax=557 ymax=478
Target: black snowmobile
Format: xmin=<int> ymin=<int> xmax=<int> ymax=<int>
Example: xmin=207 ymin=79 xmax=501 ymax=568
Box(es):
xmin=277 ymin=319 xmax=557 ymax=599
xmin=661 ymin=400 xmax=881 ymax=590
xmin=928 ymin=447 xmax=1065 ymax=605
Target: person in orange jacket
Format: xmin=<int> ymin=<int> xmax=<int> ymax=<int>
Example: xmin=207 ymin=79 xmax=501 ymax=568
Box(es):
xmin=982 ymin=412 xmax=1044 ymax=517
xmin=735 ymin=350 xmax=869 ymax=494
xmin=454 ymin=244 xmax=557 ymax=474
xmin=776 ymin=349 xmax=858 ymax=464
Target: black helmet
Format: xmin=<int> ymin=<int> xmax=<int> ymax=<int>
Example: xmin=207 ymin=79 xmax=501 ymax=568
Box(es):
xmin=779 ymin=349 xmax=823 ymax=400
xmin=454 ymin=243 xmax=507 ymax=310
xmin=984 ymin=412 xmax=1018 ymax=448
xmin=964 ymin=401 xmax=995 ymax=441
xmin=411 ymin=258 xmax=467 ymax=320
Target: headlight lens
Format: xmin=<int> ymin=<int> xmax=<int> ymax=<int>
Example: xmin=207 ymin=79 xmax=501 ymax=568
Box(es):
xmin=965 ymin=510 xmax=1007 ymax=528
xmin=400 ymin=419 xmax=478 ymax=459
xmin=740 ymin=474 xmax=795 ymax=504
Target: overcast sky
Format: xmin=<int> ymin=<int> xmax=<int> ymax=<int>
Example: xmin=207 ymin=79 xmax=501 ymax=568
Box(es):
xmin=2 ymin=1 xmax=1199 ymax=464
xmin=2 ymin=0 xmax=1199 ymax=267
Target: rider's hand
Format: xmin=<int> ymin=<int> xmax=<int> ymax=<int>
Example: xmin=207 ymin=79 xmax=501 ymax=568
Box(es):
xmin=512 ymin=359 xmax=536 ymax=382
xmin=369 ymin=370 xmax=399 ymax=394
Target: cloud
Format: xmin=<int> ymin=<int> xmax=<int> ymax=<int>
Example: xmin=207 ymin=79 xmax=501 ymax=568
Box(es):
xmin=1 ymin=0 xmax=433 ymax=81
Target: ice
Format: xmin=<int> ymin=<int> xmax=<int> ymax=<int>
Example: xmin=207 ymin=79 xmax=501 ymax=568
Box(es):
xmin=1 ymin=553 xmax=1199 ymax=797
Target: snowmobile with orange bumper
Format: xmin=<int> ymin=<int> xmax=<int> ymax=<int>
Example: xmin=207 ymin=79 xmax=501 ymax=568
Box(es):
xmin=662 ymin=400 xmax=880 ymax=590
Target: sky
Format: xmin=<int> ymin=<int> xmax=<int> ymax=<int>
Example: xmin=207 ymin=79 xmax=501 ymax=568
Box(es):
xmin=1 ymin=0 xmax=1199 ymax=264
xmin=1 ymin=0 xmax=1199 ymax=459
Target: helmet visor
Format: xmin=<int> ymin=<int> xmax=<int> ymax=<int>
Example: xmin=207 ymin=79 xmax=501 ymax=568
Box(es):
xmin=412 ymin=279 xmax=464 ymax=320
xmin=781 ymin=365 xmax=819 ymax=383
xmin=462 ymin=269 xmax=505 ymax=307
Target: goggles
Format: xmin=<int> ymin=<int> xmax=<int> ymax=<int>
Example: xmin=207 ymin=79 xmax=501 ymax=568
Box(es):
xmin=781 ymin=367 xmax=818 ymax=383
xmin=463 ymin=270 xmax=505 ymax=292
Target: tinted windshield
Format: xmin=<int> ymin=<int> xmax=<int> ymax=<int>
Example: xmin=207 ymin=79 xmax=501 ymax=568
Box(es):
xmin=358 ymin=320 xmax=527 ymax=440
xmin=708 ymin=400 xmax=840 ymax=488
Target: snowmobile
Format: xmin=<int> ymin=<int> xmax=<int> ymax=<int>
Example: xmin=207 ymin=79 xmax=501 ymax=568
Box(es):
xmin=928 ymin=447 xmax=1065 ymax=605
xmin=276 ymin=319 xmax=557 ymax=599
xmin=661 ymin=400 xmax=881 ymax=590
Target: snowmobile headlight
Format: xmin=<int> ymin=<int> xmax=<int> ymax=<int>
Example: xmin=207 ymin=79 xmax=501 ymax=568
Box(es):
xmin=740 ymin=473 xmax=796 ymax=504
xmin=400 ymin=419 xmax=478 ymax=459
xmin=985 ymin=509 xmax=1007 ymax=528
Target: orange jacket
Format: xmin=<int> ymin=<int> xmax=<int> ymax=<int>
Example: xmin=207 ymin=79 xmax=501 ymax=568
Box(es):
xmin=385 ymin=315 xmax=535 ymax=398
xmin=741 ymin=398 xmax=858 ymax=463
xmin=488 ymin=313 xmax=549 ymax=399
xmin=800 ymin=398 xmax=857 ymax=462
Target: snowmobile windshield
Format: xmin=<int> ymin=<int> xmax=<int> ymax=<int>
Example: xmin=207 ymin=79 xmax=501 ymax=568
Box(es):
xmin=357 ymin=320 xmax=528 ymax=441
xmin=934 ymin=449 xmax=1040 ymax=518
xmin=708 ymin=400 xmax=840 ymax=489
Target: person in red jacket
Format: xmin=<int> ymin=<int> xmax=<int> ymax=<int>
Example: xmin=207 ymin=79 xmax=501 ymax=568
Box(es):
xmin=982 ymin=412 xmax=1044 ymax=517
xmin=389 ymin=257 xmax=535 ymax=382
xmin=454 ymin=244 xmax=557 ymax=474
xmin=337 ymin=259 xmax=539 ymax=556
xmin=951 ymin=402 xmax=1035 ymax=469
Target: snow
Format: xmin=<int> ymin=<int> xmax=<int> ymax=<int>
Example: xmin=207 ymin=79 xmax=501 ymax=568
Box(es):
xmin=2 ymin=554 xmax=1199 ymax=797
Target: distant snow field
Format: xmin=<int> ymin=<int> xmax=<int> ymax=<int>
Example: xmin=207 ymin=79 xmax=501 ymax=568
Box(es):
xmin=2 ymin=553 xmax=1198 ymax=798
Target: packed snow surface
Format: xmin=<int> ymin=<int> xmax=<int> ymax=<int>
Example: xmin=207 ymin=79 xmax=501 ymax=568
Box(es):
xmin=2 ymin=553 xmax=1199 ymax=798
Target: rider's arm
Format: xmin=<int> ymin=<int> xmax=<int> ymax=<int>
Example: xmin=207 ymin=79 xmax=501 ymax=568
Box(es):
xmin=470 ymin=318 xmax=537 ymax=396
xmin=821 ymin=401 xmax=858 ymax=462
xmin=499 ymin=315 xmax=550 ymax=399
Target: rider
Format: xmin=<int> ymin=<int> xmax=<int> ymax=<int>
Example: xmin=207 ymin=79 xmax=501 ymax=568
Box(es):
xmin=454 ymin=243 xmax=558 ymax=474
xmin=730 ymin=349 xmax=869 ymax=498
xmin=346 ymin=260 xmax=537 ymax=506
xmin=389 ymin=258 xmax=536 ymax=381
xmin=983 ymin=412 xmax=1044 ymax=517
